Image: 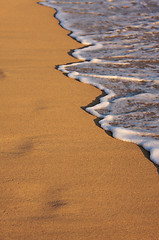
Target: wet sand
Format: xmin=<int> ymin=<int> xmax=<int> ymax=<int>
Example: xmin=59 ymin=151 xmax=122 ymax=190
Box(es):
xmin=0 ymin=0 xmax=159 ymax=239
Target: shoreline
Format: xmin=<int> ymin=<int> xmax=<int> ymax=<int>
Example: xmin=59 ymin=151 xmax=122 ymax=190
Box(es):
xmin=0 ymin=0 xmax=159 ymax=239
xmin=40 ymin=1 xmax=159 ymax=164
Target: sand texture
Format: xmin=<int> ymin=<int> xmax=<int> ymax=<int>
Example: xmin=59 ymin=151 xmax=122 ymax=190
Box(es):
xmin=0 ymin=0 xmax=159 ymax=239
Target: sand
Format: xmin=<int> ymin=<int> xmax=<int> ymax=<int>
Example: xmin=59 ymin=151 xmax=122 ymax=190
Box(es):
xmin=0 ymin=0 xmax=159 ymax=239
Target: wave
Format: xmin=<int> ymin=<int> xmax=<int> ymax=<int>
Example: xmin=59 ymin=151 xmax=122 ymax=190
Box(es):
xmin=39 ymin=0 xmax=159 ymax=164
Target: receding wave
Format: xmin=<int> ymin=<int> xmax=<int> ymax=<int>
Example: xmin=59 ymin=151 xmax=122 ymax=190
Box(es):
xmin=39 ymin=0 xmax=159 ymax=164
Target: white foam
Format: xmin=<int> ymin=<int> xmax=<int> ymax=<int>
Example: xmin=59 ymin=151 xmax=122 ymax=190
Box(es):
xmin=100 ymin=117 xmax=159 ymax=164
xmin=39 ymin=1 xmax=93 ymax=45
xmin=58 ymin=61 xmax=159 ymax=163
xmin=59 ymin=61 xmax=149 ymax=82
xmin=73 ymin=43 xmax=103 ymax=60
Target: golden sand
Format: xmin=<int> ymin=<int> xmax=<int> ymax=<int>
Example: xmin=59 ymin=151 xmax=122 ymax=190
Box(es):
xmin=0 ymin=0 xmax=159 ymax=239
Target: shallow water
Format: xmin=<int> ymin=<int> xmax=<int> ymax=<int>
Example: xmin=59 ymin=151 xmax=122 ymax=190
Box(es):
xmin=40 ymin=0 xmax=159 ymax=164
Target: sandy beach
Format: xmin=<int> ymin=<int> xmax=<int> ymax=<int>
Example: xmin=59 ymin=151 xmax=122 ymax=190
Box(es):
xmin=0 ymin=0 xmax=159 ymax=239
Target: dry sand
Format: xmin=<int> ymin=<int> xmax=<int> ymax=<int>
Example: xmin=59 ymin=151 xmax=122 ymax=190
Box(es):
xmin=0 ymin=0 xmax=159 ymax=239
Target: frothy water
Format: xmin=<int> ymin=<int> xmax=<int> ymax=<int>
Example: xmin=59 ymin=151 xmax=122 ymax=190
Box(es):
xmin=40 ymin=0 xmax=159 ymax=164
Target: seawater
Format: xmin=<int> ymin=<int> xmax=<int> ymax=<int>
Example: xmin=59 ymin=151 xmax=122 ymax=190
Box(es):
xmin=39 ymin=0 xmax=159 ymax=164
